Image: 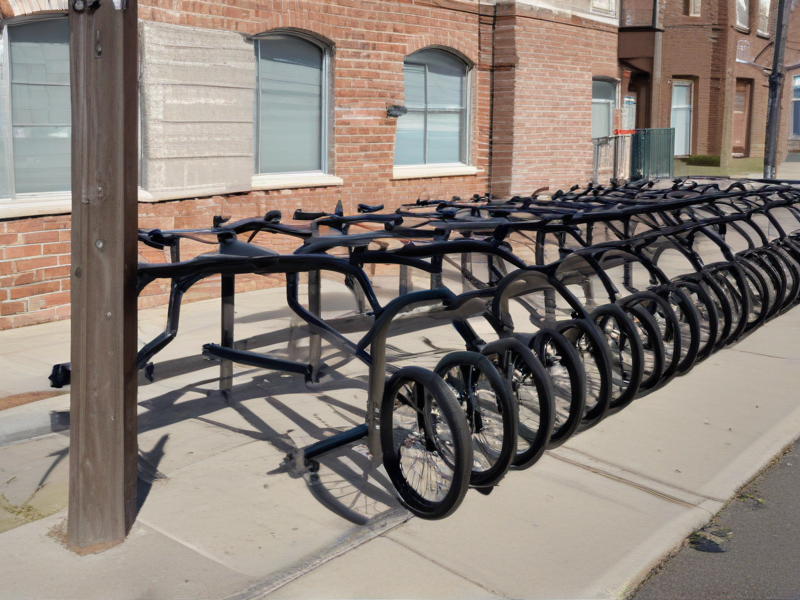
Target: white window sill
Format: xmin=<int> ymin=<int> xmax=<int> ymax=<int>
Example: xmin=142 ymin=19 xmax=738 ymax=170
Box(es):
xmin=0 ymin=189 xmax=174 ymax=219
xmin=0 ymin=193 xmax=72 ymax=220
xmin=392 ymin=164 xmax=479 ymax=180
xmin=252 ymin=173 xmax=344 ymax=191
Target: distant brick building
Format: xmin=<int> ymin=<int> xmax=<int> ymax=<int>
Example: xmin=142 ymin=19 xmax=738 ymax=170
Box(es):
xmin=620 ymin=0 xmax=798 ymax=166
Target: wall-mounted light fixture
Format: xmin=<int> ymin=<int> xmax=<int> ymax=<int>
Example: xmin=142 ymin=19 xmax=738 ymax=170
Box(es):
xmin=387 ymin=105 xmax=408 ymax=118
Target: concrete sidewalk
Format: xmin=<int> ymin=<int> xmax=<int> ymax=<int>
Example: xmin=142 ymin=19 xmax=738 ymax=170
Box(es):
xmin=746 ymin=159 xmax=800 ymax=180
xmin=2 ymin=283 xmax=800 ymax=599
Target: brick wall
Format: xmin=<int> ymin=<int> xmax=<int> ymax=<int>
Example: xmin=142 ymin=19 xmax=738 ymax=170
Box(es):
xmin=0 ymin=216 xmax=72 ymax=329
xmin=491 ymin=2 xmax=620 ymax=196
xmin=0 ymin=0 xmax=617 ymax=330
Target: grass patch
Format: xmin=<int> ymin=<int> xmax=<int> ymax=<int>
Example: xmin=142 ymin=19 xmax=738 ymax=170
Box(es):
xmin=683 ymin=155 xmax=721 ymax=167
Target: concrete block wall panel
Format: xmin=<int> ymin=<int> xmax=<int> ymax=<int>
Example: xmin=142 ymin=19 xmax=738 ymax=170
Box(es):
xmin=140 ymin=21 xmax=255 ymax=200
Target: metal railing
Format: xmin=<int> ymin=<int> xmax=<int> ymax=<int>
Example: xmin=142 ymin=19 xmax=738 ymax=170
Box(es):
xmin=631 ymin=128 xmax=675 ymax=180
xmin=592 ymin=134 xmax=633 ymax=183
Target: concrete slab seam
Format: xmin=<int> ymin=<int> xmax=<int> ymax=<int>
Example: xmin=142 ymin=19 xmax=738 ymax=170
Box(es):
xmin=223 ymin=507 xmax=412 ymax=600
xmin=384 ymin=535 xmax=511 ymax=599
xmin=135 ymin=517 xmax=254 ymax=577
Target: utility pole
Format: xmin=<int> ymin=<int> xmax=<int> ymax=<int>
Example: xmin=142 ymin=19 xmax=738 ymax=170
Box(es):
xmin=67 ymin=0 xmax=139 ymax=554
xmin=764 ymin=0 xmax=792 ymax=179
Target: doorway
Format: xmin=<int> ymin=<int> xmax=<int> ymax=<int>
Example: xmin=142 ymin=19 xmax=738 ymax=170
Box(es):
xmin=671 ymin=80 xmax=693 ymax=157
xmin=733 ymin=79 xmax=752 ymax=157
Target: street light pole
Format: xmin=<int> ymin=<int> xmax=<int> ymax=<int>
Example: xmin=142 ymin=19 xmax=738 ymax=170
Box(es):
xmin=67 ymin=0 xmax=139 ymax=554
xmin=764 ymin=0 xmax=792 ymax=180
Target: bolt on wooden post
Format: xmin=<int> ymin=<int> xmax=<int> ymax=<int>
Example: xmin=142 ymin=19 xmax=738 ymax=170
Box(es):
xmin=67 ymin=0 xmax=139 ymax=554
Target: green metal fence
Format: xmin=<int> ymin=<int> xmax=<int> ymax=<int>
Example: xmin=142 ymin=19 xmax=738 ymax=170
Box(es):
xmin=631 ymin=128 xmax=675 ymax=180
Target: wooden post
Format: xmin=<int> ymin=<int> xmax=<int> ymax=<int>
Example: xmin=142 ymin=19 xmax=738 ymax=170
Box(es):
xmin=67 ymin=0 xmax=139 ymax=554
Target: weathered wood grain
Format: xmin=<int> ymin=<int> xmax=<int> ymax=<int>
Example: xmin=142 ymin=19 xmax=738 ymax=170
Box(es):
xmin=67 ymin=0 xmax=139 ymax=553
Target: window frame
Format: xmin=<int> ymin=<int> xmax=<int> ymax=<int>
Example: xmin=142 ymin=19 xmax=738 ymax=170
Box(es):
xmin=671 ymin=79 xmax=695 ymax=156
xmin=0 ymin=14 xmax=71 ymax=208
xmin=591 ymin=78 xmax=617 ymax=140
xmin=757 ymin=0 xmax=771 ymax=36
xmin=688 ymin=0 xmax=702 ymax=17
xmin=791 ymin=75 xmax=800 ymax=139
xmin=252 ymin=31 xmax=332 ymax=178
xmin=394 ymin=47 xmax=473 ymax=171
xmin=735 ymin=0 xmax=751 ymax=31
xmin=590 ymin=0 xmax=617 ymax=17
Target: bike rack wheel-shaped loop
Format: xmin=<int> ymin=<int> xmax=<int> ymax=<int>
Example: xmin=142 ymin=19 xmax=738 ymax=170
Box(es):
xmin=433 ymin=351 xmax=518 ymax=488
xmin=380 ymin=366 xmax=472 ymax=520
xmin=553 ymin=319 xmax=614 ymax=432
xmin=589 ymin=303 xmax=645 ymax=414
xmin=528 ymin=329 xmax=587 ymax=449
xmin=655 ymin=285 xmax=701 ymax=376
xmin=616 ymin=290 xmax=681 ymax=391
xmin=480 ymin=338 xmax=556 ymax=470
xmin=671 ymin=278 xmax=719 ymax=363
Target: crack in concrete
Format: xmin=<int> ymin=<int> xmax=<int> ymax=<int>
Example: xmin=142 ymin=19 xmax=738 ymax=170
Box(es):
xmin=547 ymin=452 xmax=716 ymax=511
xmin=554 ymin=447 xmax=728 ymax=503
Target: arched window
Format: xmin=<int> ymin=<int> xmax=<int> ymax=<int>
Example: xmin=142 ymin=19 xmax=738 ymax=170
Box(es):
xmin=395 ymin=49 xmax=469 ymax=166
xmin=0 ymin=17 xmax=71 ymax=198
xmin=254 ymin=34 xmax=328 ymax=175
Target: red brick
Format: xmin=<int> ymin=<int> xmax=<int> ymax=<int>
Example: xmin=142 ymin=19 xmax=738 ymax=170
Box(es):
xmin=21 ymin=231 xmax=59 ymax=244
xmin=5 ymin=220 xmax=43 ymax=234
xmin=0 ymin=300 xmax=26 ymax=316
xmin=39 ymin=291 xmax=71 ymax=308
xmin=12 ymin=309 xmax=57 ymax=328
xmin=42 ymin=242 xmax=71 ymax=256
xmin=9 ymin=281 xmax=61 ymax=300
xmin=13 ymin=256 xmax=59 ymax=272
xmin=5 ymin=245 xmax=42 ymax=259
xmin=42 ymin=266 xmax=71 ymax=280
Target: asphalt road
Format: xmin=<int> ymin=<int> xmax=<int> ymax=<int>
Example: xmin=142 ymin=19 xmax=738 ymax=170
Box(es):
xmin=632 ymin=440 xmax=800 ymax=600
